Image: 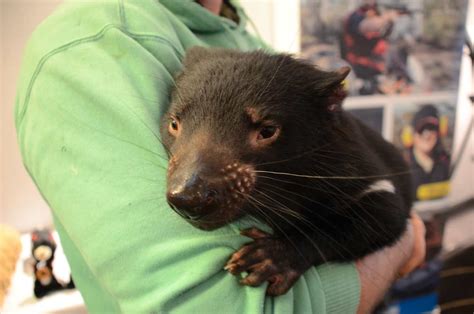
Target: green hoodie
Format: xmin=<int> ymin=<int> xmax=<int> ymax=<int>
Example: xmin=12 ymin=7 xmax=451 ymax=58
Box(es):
xmin=15 ymin=0 xmax=360 ymax=312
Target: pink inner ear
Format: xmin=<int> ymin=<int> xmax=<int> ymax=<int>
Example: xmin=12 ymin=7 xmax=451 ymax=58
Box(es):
xmin=327 ymin=84 xmax=347 ymax=112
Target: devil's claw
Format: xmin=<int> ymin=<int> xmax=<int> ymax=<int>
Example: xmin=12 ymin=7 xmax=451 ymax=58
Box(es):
xmin=225 ymin=228 xmax=309 ymax=296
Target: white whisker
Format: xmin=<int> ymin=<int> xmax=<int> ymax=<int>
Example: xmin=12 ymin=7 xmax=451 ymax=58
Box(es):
xmin=253 ymin=170 xmax=410 ymax=180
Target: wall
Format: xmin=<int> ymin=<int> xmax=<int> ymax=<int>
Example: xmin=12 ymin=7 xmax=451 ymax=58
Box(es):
xmin=1 ymin=0 xmax=62 ymax=232
xmin=241 ymin=0 xmax=300 ymax=53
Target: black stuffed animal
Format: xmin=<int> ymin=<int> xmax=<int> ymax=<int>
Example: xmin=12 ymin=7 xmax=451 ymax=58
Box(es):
xmin=31 ymin=229 xmax=75 ymax=298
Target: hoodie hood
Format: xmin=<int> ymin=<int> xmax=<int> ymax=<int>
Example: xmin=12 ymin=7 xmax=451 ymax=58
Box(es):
xmin=159 ymin=0 xmax=246 ymax=33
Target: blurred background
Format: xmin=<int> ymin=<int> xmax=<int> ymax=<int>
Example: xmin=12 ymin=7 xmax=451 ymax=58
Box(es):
xmin=1 ymin=0 xmax=473 ymax=313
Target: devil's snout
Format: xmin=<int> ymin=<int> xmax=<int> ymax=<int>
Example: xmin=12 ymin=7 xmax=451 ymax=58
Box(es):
xmin=167 ymin=173 xmax=218 ymax=220
xmin=166 ymin=152 xmax=256 ymax=229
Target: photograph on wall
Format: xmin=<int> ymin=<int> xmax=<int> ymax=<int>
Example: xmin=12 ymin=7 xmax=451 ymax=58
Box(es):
xmin=300 ymin=0 xmax=468 ymax=96
xmin=347 ymin=107 xmax=384 ymax=134
xmin=393 ymin=102 xmax=456 ymax=201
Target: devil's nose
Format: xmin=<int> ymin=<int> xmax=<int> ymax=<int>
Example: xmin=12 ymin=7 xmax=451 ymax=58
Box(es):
xmin=167 ymin=176 xmax=217 ymax=219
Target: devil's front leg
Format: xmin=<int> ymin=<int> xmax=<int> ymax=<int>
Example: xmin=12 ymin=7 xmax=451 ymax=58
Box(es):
xmin=224 ymin=228 xmax=322 ymax=296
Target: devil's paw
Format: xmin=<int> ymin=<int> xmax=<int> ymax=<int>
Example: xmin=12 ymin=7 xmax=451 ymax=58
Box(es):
xmin=224 ymin=228 xmax=313 ymax=296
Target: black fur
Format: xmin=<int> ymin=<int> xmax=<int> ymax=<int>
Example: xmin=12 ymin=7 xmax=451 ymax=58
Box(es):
xmin=161 ymin=47 xmax=412 ymax=277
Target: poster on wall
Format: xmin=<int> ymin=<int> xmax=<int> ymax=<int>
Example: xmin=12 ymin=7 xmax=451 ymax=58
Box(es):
xmin=301 ymin=0 xmax=467 ymax=96
xmin=300 ymin=0 xmax=468 ymax=202
xmin=393 ymin=102 xmax=456 ymax=201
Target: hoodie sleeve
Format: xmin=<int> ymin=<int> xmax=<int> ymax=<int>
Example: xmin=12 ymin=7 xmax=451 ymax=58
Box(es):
xmin=15 ymin=2 xmax=360 ymax=313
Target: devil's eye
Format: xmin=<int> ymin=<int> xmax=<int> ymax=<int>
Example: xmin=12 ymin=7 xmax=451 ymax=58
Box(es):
xmin=251 ymin=123 xmax=280 ymax=148
xmin=258 ymin=125 xmax=277 ymax=140
xmin=168 ymin=117 xmax=180 ymax=135
xmin=170 ymin=119 xmax=178 ymax=130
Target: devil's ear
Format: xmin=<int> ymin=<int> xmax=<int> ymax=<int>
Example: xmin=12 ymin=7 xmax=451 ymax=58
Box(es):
xmin=325 ymin=66 xmax=350 ymax=112
xmin=322 ymin=66 xmax=350 ymax=89
xmin=334 ymin=66 xmax=351 ymax=84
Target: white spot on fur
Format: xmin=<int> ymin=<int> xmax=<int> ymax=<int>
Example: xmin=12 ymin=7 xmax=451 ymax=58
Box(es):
xmin=361 ymin=179 xmax=395 ymax=196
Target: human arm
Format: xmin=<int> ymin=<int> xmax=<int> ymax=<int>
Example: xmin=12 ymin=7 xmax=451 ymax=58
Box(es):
xmin=356 ymin=214 xmax=426 ymax=314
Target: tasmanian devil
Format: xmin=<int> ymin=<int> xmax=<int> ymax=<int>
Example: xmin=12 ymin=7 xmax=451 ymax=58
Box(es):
xmin=160 ymin=47 xmax=412 ymax=296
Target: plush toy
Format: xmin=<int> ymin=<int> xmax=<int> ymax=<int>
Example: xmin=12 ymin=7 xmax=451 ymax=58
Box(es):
xmin=0 ymin=224 xmax=22 ymax=307
xmin=31 ymin=229 xmax=75 ymax=298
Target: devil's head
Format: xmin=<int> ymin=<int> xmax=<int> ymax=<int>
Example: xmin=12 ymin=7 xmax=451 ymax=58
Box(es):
xmin=160 ymin=47 xmax=349 ymax=230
